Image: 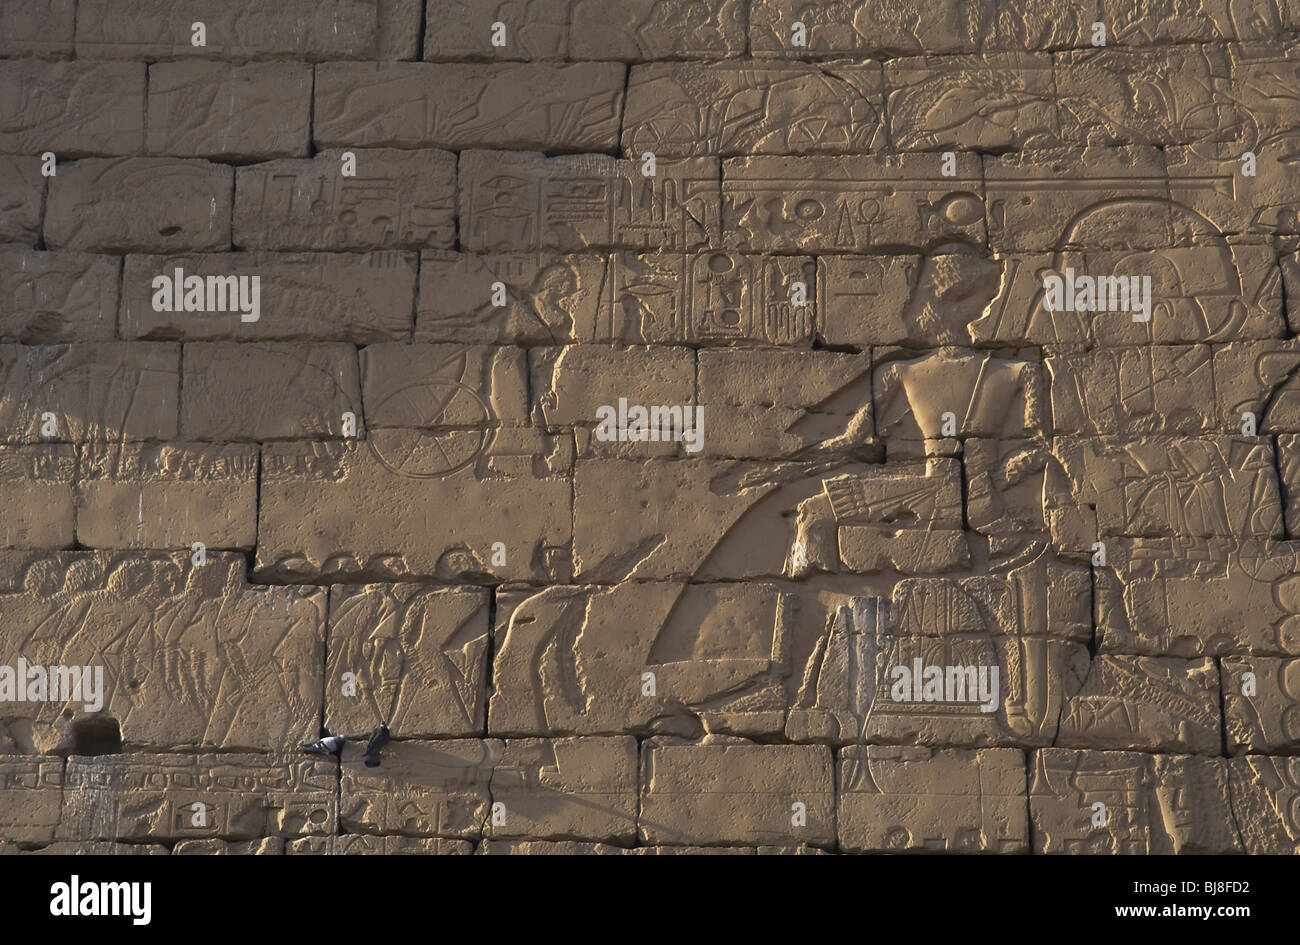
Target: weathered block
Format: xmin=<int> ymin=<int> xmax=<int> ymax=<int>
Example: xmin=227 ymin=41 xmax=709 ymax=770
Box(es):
xmin=74 ymin=442 xmax=258 ymax=550
xmin=314 ymin=62 xmax=624 ymax=151
xmin=75 ymin=0 xmax=420 ymax=60
xmin=1053 ymin=436 xmax=1283 ymax=539
xmin=639 ymin=740 xmax=834 ymax=847
xmin=423 ymin=0 xmax=568 ymax=59
xmin=623 ymin=61 xmax=885 ymax=157
xmin=289 ymin=836 xmax=472 ymax=854
xmin=0 ymin=343 xmax=180 ymax=443
xmin=1055 ymin=46 xmax=1238 ymax=150
xmin=570 ymin=0 xmax=746 ymax=59
xmin=258 ymin=440 xmax=572 ymax=583
xmin=415 ymin=251 xmax=605 ymax=344
xmin=607 ymin=251 xmax=816 ymax=346
xmin=1222 ymin=656 xmax=1300 ymax=754
xmin=1047 ymin=346 xmax=1219 ymax=435
xmin=0 ymin=156 xmax=46 ymax=245
xmin=62 ymin=754 xmax=336 ymax=842
xmin=0 ymin=0 xmax=75 ymax=57
xmin=326 ymin=584 xmax=491 ymax=738
xmin=1055 ymin=655 xmax=1222 ymax=753
xmin=885 ymin=53 xmax=1059 ymax=150
xmin=490 ymin=581 xmax=796 ymax=738
xmin=146 ymin=61 xmax=311 ymax=159
xmin=121 ymin=252 xmax=417 ymax=342
xmin=0 ymin=248 xmax=120 ymax=343
xmin=179 ymin=342 xmax=361 ymax=441
xmin=340 ymin=739 xmax=492 ymax=838
xmin=0 ymin=60 xmax=144 ymax=155
xmin=1230 ymin=756 xmax=1300 ymax=853
xmin=723 ymin=153 xmax=985 ymax=252
xmin=837 ymin=746 xmax=1028 ymax=852
xmin=696 ymin=348 xmax=871 ymax=459
xmin=983 ymin=147 xmax=1167 ymax=253
xmin=1031 ymin=749 xmax=1240 ymax=853
xmin=362 ymin=343 xmax=529 ymax=427
xmin=0 ymin=446 xmax=75 ymax=549
xmin=45 ymin=158 xmax=233 ymax=253
xmin=533 ymin=345 xmax=695 ymax=451
xmin=234 ymin=149 xmax=455 ymax=251
xmin=1095 ymin=538 xmax=1300 ymax=657
xmin=0 ymin=551 xmax=324 ymax=753
xmin=459 ymin=150 xmax=720 ymax=252
xmin=0 ymin=757 xmax=63 ymax=845
xmin=487 ymin=737 xmax=639 ymax=843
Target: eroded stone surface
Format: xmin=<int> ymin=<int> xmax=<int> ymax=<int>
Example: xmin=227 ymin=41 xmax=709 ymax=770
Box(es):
xmin=624 ymin=61 xmax=885 ymax=156
xmin=640 ymin=740 xmax=834 ymax=846
xmin=45 ymin=159 xmax=233 ymax=254
xmin=314 ymin=63 xmax=625 ymax=151
xmin=837 ymin=746 xmax=1028 ymax=852
xmin=0 ymin=552 xmax=324 ymax=753
xmin=0 ymin=344 xmax=179 ymax=443
xmin=234 ymin=150 xmax=456 ymax=251
xmin=1031 ymin=749 xmax=1240 ymax=853
xmin=460 ymin=150 xmax=720 ymax=252
xmin=62 ymin=753 xmax=335 ymax=842
xmin=121 ymin=252 xmax=417 ymax=342
xmin=326 ymin=584 xmax=491 ymax=738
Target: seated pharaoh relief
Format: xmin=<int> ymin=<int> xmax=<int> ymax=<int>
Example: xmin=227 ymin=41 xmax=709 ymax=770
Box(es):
xmin=494 ymin=243 xmax=1089 ymax=742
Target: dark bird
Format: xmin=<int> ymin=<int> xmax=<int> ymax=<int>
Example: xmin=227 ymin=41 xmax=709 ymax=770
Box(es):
xmin=301 ymin=732 xmax=346 ymax=757
xmin=363 ymin=724 xmax=391 ymax=768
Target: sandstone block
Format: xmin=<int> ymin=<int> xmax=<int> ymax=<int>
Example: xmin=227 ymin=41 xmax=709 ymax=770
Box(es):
xmin=1031 ymin=749 xmax=1240 ymax=854
xmin=487 ymin=737 xmax=639 ymax=843
xmin=179 ymin=342 xmax=361 ymax=441
xmin=0 ymin=248 xmax=120 ymax=343
xmin=0 ymin=0 xmax=75 ymax=57
xmin=571 ymin=0 xmax=746 ymax=59
xmin=0 ymin=343 xmax=179 ymax=443
xmin=639 ymin=740 xmax=834 ymax=847
xmin=314 ymin=62 xmax=623 ymax=151
xmin=121 ymin=252 xmax=417 ymax=342
xmin=1222 ymin=656 xmax=1300 ymax=754
xmin=415 ymin=251 xmax=605 ymax=344
xmin=258 ymin=440 xmax=572 ymax=583
xmin=146 ymin=61 xmax=311 ymax=159
xmin=62 ymin=754 xmax=336 ymax=842
xmin=723 ymin=153 xmax=985 ymax=252
xmin=459 ymin=150 xmax=720 ymax=252
xmin=0 ymin=60 xmax=145 ymax=155
xmin=623 ymin=61 xmax=885 ymax=157
xmin=74 ymin=442 xmax=258 ymax=550
xmin=837 ymin=745 xmax=1028 ymax=852
xmin=326 ymin=584 xmax=491 ymax=738
xmin=234 ymin=149 xmax=455 ymax=251
xmin=340 ymin=739 xmax=492 ymax=838
xmin=45 ymin=158 xmax=233 ymax=253
xmin=0 ymin=446 xmax=75 ymax=548
xmin=0 ymin=551 xmax=324 ymax=753
xmin=75 ymin=0 xmax=419 ymax=60
xmin=0 ymin=155 xmax=46 ymax=245
xmin=605 ymin=251 xmax=817 ymax=346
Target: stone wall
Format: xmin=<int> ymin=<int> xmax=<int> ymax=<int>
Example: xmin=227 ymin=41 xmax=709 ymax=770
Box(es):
xmin=2 ymin=0 xmax=1299 ymax=854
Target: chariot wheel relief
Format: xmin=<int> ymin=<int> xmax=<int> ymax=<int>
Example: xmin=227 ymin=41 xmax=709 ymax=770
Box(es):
xmin=367 ymin=380 xmax=494 ymax=479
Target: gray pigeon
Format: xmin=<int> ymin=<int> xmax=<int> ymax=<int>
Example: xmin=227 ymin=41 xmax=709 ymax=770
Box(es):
xmin=363 ymin=724 xmax=390 ymax=767
xmin=301 ymin=733 xmax=346 ymax=757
